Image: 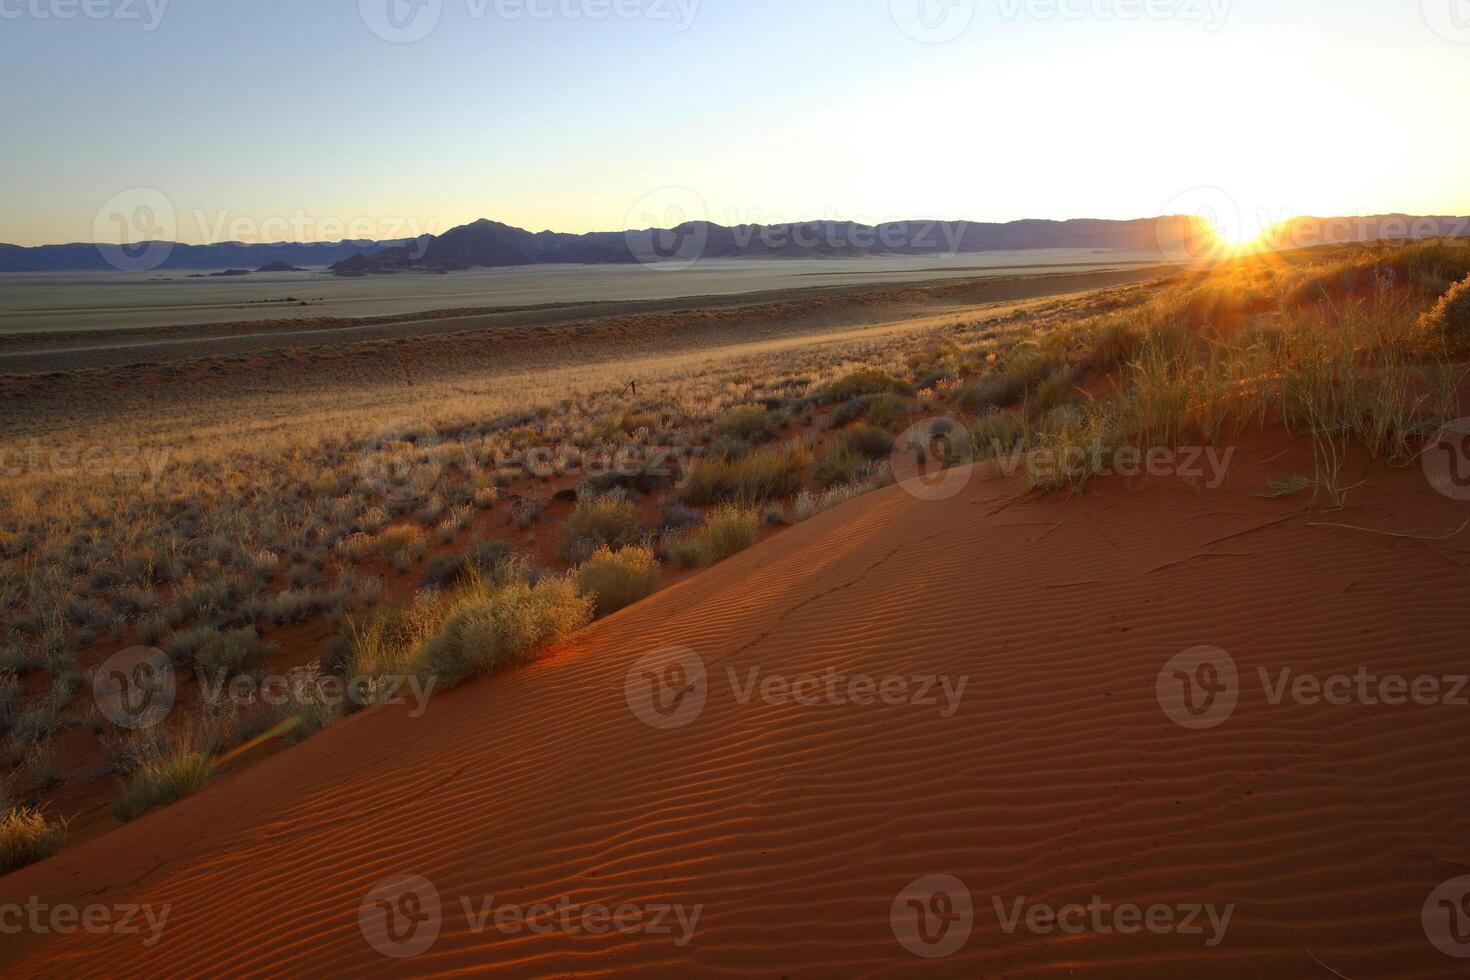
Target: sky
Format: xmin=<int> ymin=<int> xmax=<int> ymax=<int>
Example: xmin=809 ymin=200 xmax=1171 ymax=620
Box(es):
xmin=2 ymin=0 xmax=1467 ymax=246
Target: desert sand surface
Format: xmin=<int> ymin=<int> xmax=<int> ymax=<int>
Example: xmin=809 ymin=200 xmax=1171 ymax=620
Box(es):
xmin=0 ymin=251 xmax=1165 ymax=337
xmin=0 ymin=265 xmax=1169 ymax=377
xmin=4 ymin=422 xmax=1467 ymax=977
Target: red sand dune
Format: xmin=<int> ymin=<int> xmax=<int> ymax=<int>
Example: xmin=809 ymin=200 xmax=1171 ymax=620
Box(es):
xmin=5 ymin=429 xmax=1470 ymax=977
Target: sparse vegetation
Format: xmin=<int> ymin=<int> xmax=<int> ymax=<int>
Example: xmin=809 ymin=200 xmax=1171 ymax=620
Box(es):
xmin=576 ymin=545 xmax=661 ymax=616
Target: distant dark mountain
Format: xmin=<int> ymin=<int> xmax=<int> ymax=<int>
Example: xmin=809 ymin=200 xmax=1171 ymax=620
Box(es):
xmin=6 ymin=214 xmax=1467 ymax=275
xmin=256 ymin=261 xmax=304 ymax=273
xmin=0 ymin=238 xmax=409 ymax=273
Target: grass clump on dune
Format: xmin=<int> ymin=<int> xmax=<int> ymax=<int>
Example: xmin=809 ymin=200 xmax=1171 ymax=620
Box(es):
xmin=700 ymin=504 xmax=761 ymax=562
xmin=112 ymin=726 xmax=218 ymax=823
xmin=575 ymin=545 xmax=661 ymax=616
xmin=0 ymin=804 xmax=67 ymax=873
xmin=560 ymin=493 xmax=641 ymax=562
xmin=416 ymin=574 xmax=593 ymax=686
xmin=714 ymin=404 xmax=780 ymax=443
xmin=683 ymin=441 xmax=810 ymax=505
xmin=1421 ymin=273 xmax=1470 ymax=349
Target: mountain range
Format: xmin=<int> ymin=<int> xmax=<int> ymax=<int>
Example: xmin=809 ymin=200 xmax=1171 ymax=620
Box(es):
xmin=2 ymin=214 xmax=1466 ymax=274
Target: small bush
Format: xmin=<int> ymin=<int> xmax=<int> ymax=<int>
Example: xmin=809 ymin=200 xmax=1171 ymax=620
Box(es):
xmin=418 ymin=577 xmax=593 ymax=685
xmin=561 ymin=495 xmax=641 ymax=562
xmin=112 ymin=728 xmax=217 ymax=822
xmin=823 ymin=369 xmax=912 ymax=402
xmin=377 ymin=525 xmax=425 ymax=558
xmin=814 ymin=445 xmax=867 ymax=488
xmin=575 ymin=545 xmax=661 ymax=616
xmin=958 ymin=372 xmax=1025 ymax=412
xmin=1422 ymin=274 xmax=1470 ymax=348
xmin=866 ymin=393 xmax=906 ymax=428
xmin=715 ymin=405 xmax=777 ymax=443
xmin=197 ymin=627 xmax=262 ymax=678
xmin=1032 ymin=367 xmax=1077 ymax=414
xmin=420 ymin=540 xmax=512 ymax=589
xmin=0 ymin=806 xmax=66 ymax=874
xmin=837 ymin=424 xmax=896 ymax=459
xmin=972 ymin=412 xmax=1028 ymax=460
xmin=702 ymin=504 xmax=760 ymax=562
xmin=683 ymin=441 xmax=810 ymax=505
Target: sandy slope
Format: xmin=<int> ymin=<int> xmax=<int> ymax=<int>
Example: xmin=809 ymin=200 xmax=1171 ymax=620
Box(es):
xmin=4 ymin=430 xmax=1470 ymax=977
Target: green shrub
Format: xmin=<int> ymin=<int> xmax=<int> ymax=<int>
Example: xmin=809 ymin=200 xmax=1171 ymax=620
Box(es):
xmin=575 ymin=545 xmax=661 ymax=616
xmin=683 ymin=441 xmax=810 ymax=505
xmin=702 ymin=504 xmax=761 ymax=562
xmin=418 ymin=577 xmax=593 ymax=685
xmin=560 ymin=495 xmax=641 ymax=562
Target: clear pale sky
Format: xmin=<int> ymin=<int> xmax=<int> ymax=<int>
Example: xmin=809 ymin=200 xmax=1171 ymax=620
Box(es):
xmin=2 ymin=0 xmax=1467 ymax=246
